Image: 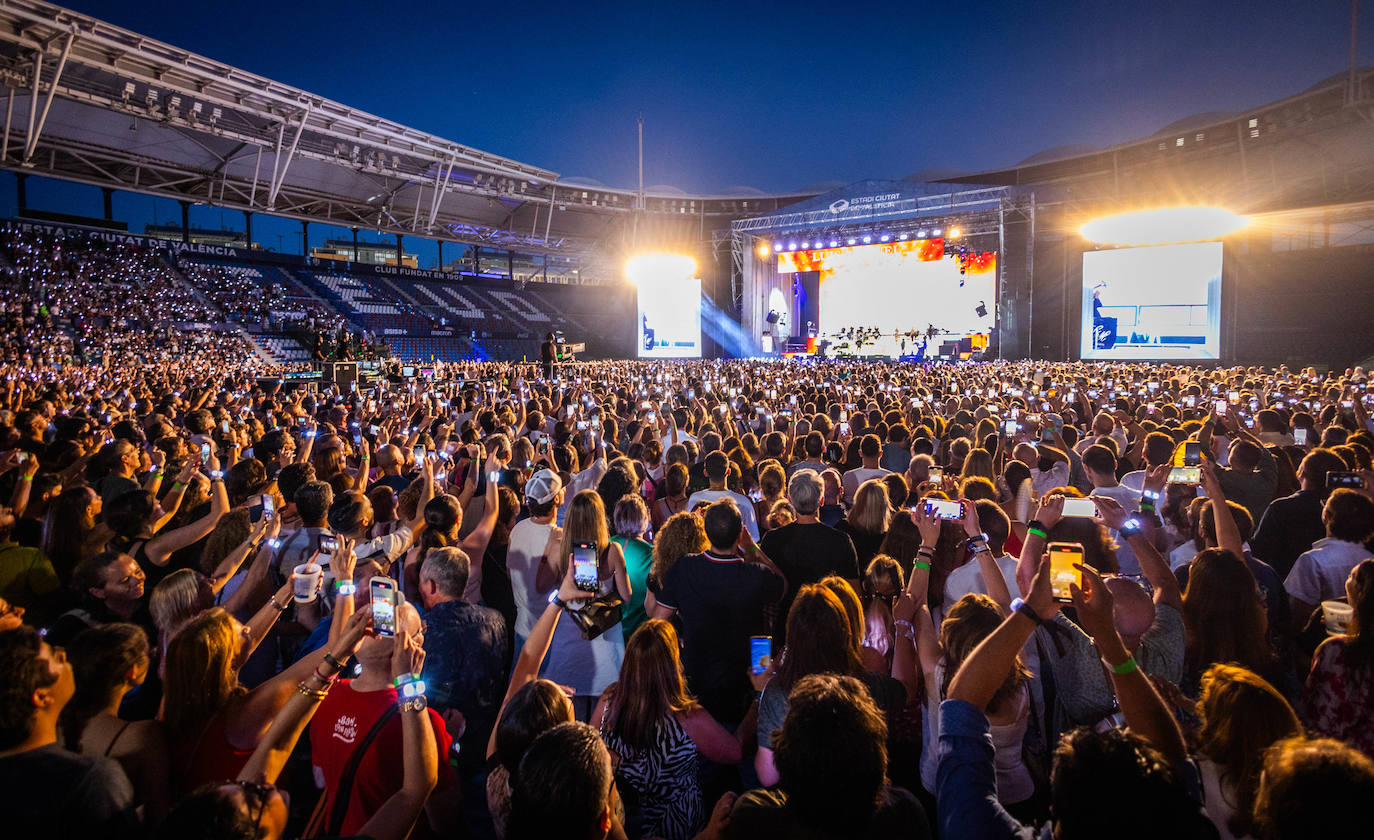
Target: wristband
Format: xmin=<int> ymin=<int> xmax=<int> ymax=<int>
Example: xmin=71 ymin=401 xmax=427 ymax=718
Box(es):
xmin=322 ymin=652 xmax=343 ymax=672
xmin=1103 ymin=654 xmax=1138 ymax=675
xmin=394 ymin=674 xmax=427 ymax=698
xmin=171 ymin=481 xmax=185 ymax=491
xmin=20 ymin=474 xmax=32 ymax=482
xmin=1140 ymin=489 xmax=1161 ymax=502
xmin=1026 ymin=519 xmax=1046 ymax=532
xmin=893 ymin=619 xmax=916 ymax=642
xmin=269 ymin=597 xmax=289 ymax=612
xmin=913 ymin=560 xmax=931 ymax=571
xmin=1119 ymin=518 xmax=1145 ymax=538
xmin=334 ymin=581 xmax=357 ymax=596
xmin=1027 ymin=525 xmax=1048 ymax=540
xmin=1011 ymin=597 xmax=1045 ymax=625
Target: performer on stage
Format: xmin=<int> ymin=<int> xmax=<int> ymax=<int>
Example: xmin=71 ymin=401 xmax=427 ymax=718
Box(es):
xmin=540 ymin=331 xmax=557 ymax=379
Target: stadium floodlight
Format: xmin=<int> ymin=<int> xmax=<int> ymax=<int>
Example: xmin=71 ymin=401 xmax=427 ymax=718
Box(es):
xmin=787 ymin=242 xmax=798 ymax=251
xmin=625 ymin=254 xmax=696 ymax=286
xmin=1080 ymin=206 xmax=1249 ymax=246
xmin=861 ymin=235 xmax=872 ymax=244
xmin=948 ymin=228 xmax=961 ymax=239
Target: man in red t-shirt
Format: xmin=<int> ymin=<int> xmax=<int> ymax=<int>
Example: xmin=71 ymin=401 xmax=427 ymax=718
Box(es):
xmin=310 ymin=600 xmax=453 ymax=836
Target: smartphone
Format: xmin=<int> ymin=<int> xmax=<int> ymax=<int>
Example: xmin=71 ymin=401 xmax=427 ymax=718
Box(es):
xmin=1040 ymin=427 xmax=1055 ymax=443
xmin=1183 ymin=441 xmax=1203 ymax=467
xmin=413 ymin=446 xmax=426 ymax=463
xmin=200 ymin=441 xmax=212 ymax=465
xmin=221 ymin=419 xmax=231 ymax=434
xmin=1327 ymin=471 xmax=1365 ymax=490
xmin=1047 ymin=542 xmax=1084 ymax=603
xmin=750 ymin=636 xmax=772 ymax=676
xmin=1060 ymin=497 xmax=1098 ymax=518
xmin=920 ymin=498 xmax=966 ymax=521
xmin=928 ymin=466 xmax=944 ymax=485
xmin=1215 ymin=401 xmax=1227 ymax=415
xmin=261 ymin=494 xmax=275 ymax=521
xmin=1168 ymin=466 xmax=1201 ymax=485
xmin=1003 ymin=420 xmax=1017 ymax=435
xmin=1293 ymin=427 xmax=1309 ymax=446
xmin=573 ymin=542 xmax=599 ymax=592
xmin=839 ymin=421 xmax=850 ymax=435
xmin=370 ymin=576 xmax=398 ymax=637
xmin=248 ymin=501 xmax=264 ymax=523
xmin=319 ymin=535 xmax=339 ymax=554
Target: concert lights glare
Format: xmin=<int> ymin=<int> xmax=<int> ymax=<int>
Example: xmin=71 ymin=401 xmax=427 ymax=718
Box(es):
xmin=801 ymin=240 xmax=810 ymax=249
xmin=846 ymin=237 xmax=856 ymax=245
xmin=932 ymin=228 xmax=942 ymax=236
xmin=948 ymin=228 xmax=961 ymax=238
xmin=829 ymin=239 xmax=839 ymax=248
xmin=788 ymin=242 xmax=798 ymax=250
xmin=862 ymin=235 xmax=872 ymax=244
xmin=773 ymin=242 xmax=784 ymax=252
xmin=1079 ymin=206 xmax=1250 ymax=246
xmin=758 ymin=242 xmax=771 ymax=258
xmin=880 ymin=233 xmax=891 ymax=242
xmin=917 ymin=230 xmax=927 ymax=238
xmin=898 ymin=233 xmax=908 ymax=240
xmin=625 ymin=253 xmax=697 ymax=286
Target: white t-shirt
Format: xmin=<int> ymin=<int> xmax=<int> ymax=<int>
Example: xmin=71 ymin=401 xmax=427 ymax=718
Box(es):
xmin=507 ymin=517 xmax=557 ymax=639
xmin=1090 ymin=483 xmax=1141 ymax=576
xmin=842 ymin=466 xmax=891 ymax=504
xmin=943 ymin=553 xmax=1023 ymax=610
xmin=684 ymin=488 xmax=759 ymax=540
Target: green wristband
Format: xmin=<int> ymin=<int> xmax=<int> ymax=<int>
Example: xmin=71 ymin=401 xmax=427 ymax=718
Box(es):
xmin=1105 ymin=654 xmax=1138 ymax=675
xmin=1027 ymin=525 xmax=1048 ymax=539
xmin=913 ymin=561 xmax=931 ymax=571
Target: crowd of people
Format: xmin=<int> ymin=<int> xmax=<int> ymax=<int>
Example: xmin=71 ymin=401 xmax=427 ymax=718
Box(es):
xmin=2 ymin=292 xmax=1374 ymax=840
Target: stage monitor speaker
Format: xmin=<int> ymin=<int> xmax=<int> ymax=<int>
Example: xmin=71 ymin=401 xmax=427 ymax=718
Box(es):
xmin=323 ymin=361 xmax=358 ymax=390
xmin=765 ymin=310 xmax=780 ymax=324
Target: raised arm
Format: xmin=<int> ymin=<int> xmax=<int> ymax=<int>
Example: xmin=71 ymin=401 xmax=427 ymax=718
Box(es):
xmin=1091 ymin=492 xmax=1183 ymax=611
xmin=357 ymin=630 xmax=439 ymax=840
xmin=144 ymin=462 xmax=228 ymax=567
xmin=961 ymin=499 xmax=1011 ymax=612
xmin=1017 ymin=494 xmax=1062 ymax=596
xmin=1070 ymin=562 xmax=1188 ymax=767
xmin=1199 ymin=460 xmax=1245 ymax=559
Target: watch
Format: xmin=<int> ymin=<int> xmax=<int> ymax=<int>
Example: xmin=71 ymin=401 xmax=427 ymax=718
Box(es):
xmin=1119 ymin=518 xmax=1145 ymax=538
xmin=401 ymin=696 xmax=428 ymax=713
xmin=1011 ymin=598 xmax=1045 ymax=625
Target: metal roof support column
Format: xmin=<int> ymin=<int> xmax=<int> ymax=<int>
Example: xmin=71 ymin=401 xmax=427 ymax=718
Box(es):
xmin=23 ymin=30 xmax=74 ymax=164
xmin=425 ymin=157 xmax=454 ymax=231
xmin=248 ymin=144 xmax=264 ymax=208
xmin=1 ymin=90 xmax=12 ymax=163
xmin=267 ymin=105 xmax=310 ymax=210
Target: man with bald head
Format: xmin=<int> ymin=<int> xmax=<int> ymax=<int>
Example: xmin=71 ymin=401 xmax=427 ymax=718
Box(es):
xmin=373 ymin=444 xmax=411 ymax=494
xmin=309 ymin=599 xmax=454 ymax=836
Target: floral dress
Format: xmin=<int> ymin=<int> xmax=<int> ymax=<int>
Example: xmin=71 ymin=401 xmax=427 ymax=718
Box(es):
xmin=1300 ymin=635 xmax=1374 ymax=759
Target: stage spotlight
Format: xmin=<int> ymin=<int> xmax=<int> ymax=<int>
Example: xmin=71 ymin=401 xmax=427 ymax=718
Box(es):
xmin=1079 ymin=206 xmax=1248 ymax=246
xmin=625 ymin=253 xmax=697 ymax=286
xmin=801 ymin=240 xmax=810 ymax=249
xmin=932 ymin=228 xmax=942 ymax=236
xmin=880 ymin=233 xmax=891 ymax=242
xmin=846 ymin=237 xmax=856 ymax=245
xmin=975 ymin=301 xmax=988 ymax=318
xmin=829 ymin=239 xmax=839 ymax=248
xmin=917 ymin=229 xmax=927 ymax=238
xmin=773 ymin=242 xmax=783 ymax=253
xmin=788 ymin=242 xmax=798 ymax=250
xmin=758 ymin=242 xmax=771 ymax=258
xmin=862 ymin=235 xmax=872 ymax=244
xmin=898 ymin=233 xmax=908 ymax=240
xmin=949 ymin=228 xmax=961 ymax=238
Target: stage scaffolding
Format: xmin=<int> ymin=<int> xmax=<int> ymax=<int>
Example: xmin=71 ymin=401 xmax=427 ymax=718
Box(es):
xmin=729 ymin=187 xmax=1036 ymax=359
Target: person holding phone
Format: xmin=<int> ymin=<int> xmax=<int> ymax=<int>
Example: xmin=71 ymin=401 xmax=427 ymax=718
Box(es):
xmin=1199 ymin=410 xmax=1279 ymax=524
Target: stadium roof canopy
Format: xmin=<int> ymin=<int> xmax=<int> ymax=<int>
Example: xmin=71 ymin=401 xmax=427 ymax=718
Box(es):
xmin=0 ymin=0 xmax=818 ymax=255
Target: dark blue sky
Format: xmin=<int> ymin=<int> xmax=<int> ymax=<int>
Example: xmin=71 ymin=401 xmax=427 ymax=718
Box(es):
xmin=56 ymin=1 xmax=1374 ymax=193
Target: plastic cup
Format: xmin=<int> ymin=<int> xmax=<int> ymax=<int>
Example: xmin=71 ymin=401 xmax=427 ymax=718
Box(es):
xmin=1321 ymin=600 xmax=1353 ymax=635
xmin=293 ymin=562 xmax=322 ymax=603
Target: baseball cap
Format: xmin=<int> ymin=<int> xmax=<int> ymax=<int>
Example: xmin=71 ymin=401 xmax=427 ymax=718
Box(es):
xmin=525 ymin=469 xmax=563 ymax=505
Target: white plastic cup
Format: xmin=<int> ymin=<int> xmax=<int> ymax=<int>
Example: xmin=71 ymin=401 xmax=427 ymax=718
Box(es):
xmin=293 ymin=562 xmax=322 ymax=603
xmin=1321 ymin=600 xmax=1353 ymax=635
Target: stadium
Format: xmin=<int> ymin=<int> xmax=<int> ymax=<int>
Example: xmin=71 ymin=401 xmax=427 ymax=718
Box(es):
xmin=3 ymin=2 xmax=1374 ymax=840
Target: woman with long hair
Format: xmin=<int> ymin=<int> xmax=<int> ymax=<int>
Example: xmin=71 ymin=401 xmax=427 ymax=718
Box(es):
xmin=755 ymin=584 xmax=864 ymax=786
xmin=103 ymin=457 xmax=227 ymax=580
xmin=1301 ymin=558 xmax=1374 ymax=758
xmin=1182 ymin=548 xmax=1283 ymax=696
xmin=960 ymin=447 xmax=997 ymax=484
xmin=41 ymin=484 xmax=102 ymax=583
xmin=161 ymin=598 xmax=341 ymax=794
xmin=838 ymin=478 xmax=893 ymax=570
xmin=652 ymin=463 xmax=690 ymax=532
xmin=61 ymin=623 xmax=173 ymax=824
xmin=860 ymin=555 xmax=904 ymax=672
xmin=592 ymin=620 xmax=741 ymax=840
xmin=755 ymin=460 xmax=787 ymax=533
xmin=481 ymin=486 xmax=521 ymax=656
xmin=540 ymin=490 xmax=631 ymax=720
xmin=1195 ymin=664 xmax=1303 ymax=839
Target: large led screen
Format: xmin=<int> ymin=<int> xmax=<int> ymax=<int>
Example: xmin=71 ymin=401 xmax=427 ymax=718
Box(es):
xmin=637 ymin=273 xmax=702 ymax=358
xmin=777 ymin=239 xmax=996 ymax=355
xmin=1080 ymin=242 xmax=1222 ymax=360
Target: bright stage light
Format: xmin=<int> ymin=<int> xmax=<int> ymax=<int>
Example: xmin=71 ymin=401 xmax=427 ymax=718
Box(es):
xmin=1080 ymin=206 xmax=1249 ymax=246
xmin=948 ymin=228 xmax=961 ymax=239
xmin=802 ymin=240 xmax=810 ymax=249
xmin=880 ymin=233 xmax=891 ymax=242
xmin=898 ymin=233 xmax=908 ymax=240
xmin=788 ymin=242 xmax=798 ymax=251
xmin=862 ymin=235 xmax=872 ymax=244
xmin=625 ymin=253 xmax=697 ymax=286
xmin=773 ymin=242 xmax=784 ymax=252
xmin=932 ymin=228 xmax=942 ymax=236
xmin=830 ymin=239 xmax=839 ymax=248
xmin=917 ymin=230 xmax=927 ymax=238
xmin=758 ymin=242 xmax=771 ymax=258
xmin=846 ymin=237 xmax=856 ymax=245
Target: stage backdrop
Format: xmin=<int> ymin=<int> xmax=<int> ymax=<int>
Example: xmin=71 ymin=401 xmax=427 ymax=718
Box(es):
xmin=777 ymin=238 xmax=995 ymax=354
xmin=637 ymin=273 xmax=702 ymax=358
xmin=1080 ymin=242 xmax=1222 ymax=360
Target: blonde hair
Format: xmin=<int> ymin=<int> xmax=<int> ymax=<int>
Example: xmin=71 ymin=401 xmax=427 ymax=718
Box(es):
xmin=162 ymin=607 xmax=245 ymax=739
xmin=848 ymin=479 xmax=892 ymax=536
xmin=557 ymin=490 xmax=610 ymax=577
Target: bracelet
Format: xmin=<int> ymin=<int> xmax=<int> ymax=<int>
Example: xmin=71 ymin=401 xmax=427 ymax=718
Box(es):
xmin=322 ymin=652 xmax=343 ymax=672
xmin=171 ymin=481 xmax=185 ymax=491
xmin=20 ymin=474 xmax=32 ymax=482
xmin=1102 ymin=654 xmax=1138 ymax=675
xmin=893 ymin=619 xmax=916 ymax=643
xmin=1027 ymin=525 xmax=1048 ymax=540
xmin=312 ymin=667 xmax=335 ymax=684
xmin=1140 ymin=489 xmax=1161 ymax=502
xmin=295 ymin=680 xmax=330 ymax=700
xmin=334 ymin=581 xmax=357 ymax=596
xmin=913 ymin=560 xmax=931 ymax=571
xmin=1011 ymin=598 xmax=1045 ymax=626
xmin=917 ymin=545 xmax=936 ymax=557
xmin=1026 ymin=519 xmax=1045 ymax=532
xmin=269 ymin=597 xmax=289 ymax=612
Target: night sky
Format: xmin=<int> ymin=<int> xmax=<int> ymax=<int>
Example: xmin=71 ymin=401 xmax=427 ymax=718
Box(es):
xmin=51 ymin=0 xmax=1371 ymax=196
